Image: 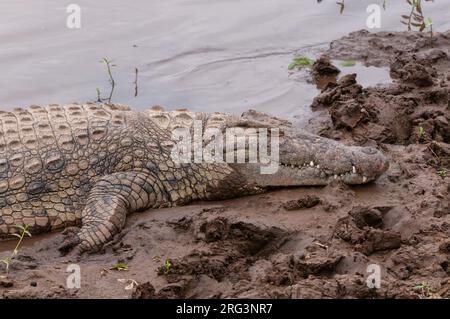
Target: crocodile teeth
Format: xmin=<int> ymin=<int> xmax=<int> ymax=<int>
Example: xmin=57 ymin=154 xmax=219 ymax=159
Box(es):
xmin=362 ymin=176 xmax=367 ymax=183
xmin=316 ymin=165 xmax=320 ymax=169
xmin=310 ymin=161 xmax=314 ymax=167
xmin=352 ymin=166 xmax=356 ymax=174
xmin=291 ymin=164 xmax=294 ymax=168
xmin=334 ymin=175 xmax=338 ymax=179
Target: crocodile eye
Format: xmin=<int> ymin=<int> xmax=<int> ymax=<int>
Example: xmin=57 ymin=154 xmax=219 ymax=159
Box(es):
xmin=361 ymin=147 xmax=378 ymax=155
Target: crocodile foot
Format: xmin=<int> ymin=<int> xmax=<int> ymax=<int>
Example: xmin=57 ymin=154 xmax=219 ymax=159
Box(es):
xmin=58 ymin=228 xmax=82 ymax=256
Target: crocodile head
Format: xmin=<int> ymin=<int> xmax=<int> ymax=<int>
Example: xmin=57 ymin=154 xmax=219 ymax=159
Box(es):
xmin=225 ymin=111 xmax=389 ymax=187
xmin=230 ymin=129 xmax=389 ymax=187
xmin=147 ymin=108 xmax=388 ymax=194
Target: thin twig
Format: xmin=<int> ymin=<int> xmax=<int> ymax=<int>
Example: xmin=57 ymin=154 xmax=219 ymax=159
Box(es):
xmin=100 ymin=58 xmax=116 ymax=103
xmin=134 ymin=67 xmax=139 ymax=97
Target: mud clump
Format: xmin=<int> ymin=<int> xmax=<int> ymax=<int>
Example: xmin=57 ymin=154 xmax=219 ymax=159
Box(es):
xmin=149 ymin=218 xmax=302 ymax=298
xmin=158 ymin=221 xmax=291 ymax=281
xmin=132 ymin=282 xmax=156 ymax=299
xmin=265 ymin=251 xmax=344 ymax=286
xmin=132 ymin=281 xmax=189 ymax=299
xmin=362 ymin=230 xmax=402 ymax=255
xmin=390 ymin=56 xmax=435 ymax=87
xmin=157 ymin=219 xmax=293 ymax=287
xmin=199 ymin=217 xmax=229 ymax=242
xmin=312 ymin=56 xmax=340 ymax=77
xmin=334 ymin=206 xmax=402 ymax=255
xmin=282 ymin=195 xmax=321 ymax=211
xmin=312 ymin=73 xmax=362 ymax=109
xmin=0 ymin=278 xmax=13 ymax=288
xmin=349 ymin=206 xmax=386 ymax=229
xmin=315 ymin=30 xmax=450 ymax=146
xmin=312 ymin=73 xmax=375 ymax=130
xmin=439 ymin=241 xmax=450 ymax=254
xmin=327 ymin=30 xmax=441 ymax=67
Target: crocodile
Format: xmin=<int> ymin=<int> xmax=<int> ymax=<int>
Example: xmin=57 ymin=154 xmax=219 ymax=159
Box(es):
xmin=0 ymin=103 xmax=388 ymax=253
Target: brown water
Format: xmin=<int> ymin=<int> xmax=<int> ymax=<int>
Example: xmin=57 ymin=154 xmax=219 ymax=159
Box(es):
xmin=0 ymin=0 xmax=449 ymax=121
xmin=0 ymin=231 xmax=57 ymax=253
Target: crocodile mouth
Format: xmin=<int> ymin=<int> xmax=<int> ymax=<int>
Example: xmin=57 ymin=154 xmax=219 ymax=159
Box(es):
xmin=278 ymin=161 xmax=371 ymax=184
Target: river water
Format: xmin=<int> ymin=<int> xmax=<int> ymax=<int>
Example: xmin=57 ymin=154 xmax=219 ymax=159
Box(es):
xmin=0 ymin=0 xmax=449 ymax=120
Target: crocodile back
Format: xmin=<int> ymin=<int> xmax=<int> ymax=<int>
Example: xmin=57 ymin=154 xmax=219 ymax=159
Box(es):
xmin=0 ymin=103 xmax=133 ymax=234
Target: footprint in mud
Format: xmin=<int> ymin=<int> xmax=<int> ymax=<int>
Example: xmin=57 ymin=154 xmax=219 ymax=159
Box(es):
xmin=160 ymin=219 xmax=293 ymax=278
xmin=135 ymin=218 xmax=294 ymax=298
xmin=263 ymin=250 xmax=344 ymax=286
xmin=333 ymin=206 xmax=402 ymax=256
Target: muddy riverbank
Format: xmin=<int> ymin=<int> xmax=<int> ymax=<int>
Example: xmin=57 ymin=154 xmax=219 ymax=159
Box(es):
xmin=1 ymin=30 xmax=449 ymax=299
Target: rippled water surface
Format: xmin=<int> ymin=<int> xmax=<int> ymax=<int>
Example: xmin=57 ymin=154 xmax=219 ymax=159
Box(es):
xmin=1 ymin=0 xmax=449 ymax=119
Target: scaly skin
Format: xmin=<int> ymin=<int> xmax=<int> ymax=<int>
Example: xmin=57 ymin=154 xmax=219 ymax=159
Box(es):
xmin=0 ymin=103 xmax=388 ymax=253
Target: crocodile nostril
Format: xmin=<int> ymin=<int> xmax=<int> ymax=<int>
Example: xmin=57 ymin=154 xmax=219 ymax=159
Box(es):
xmin=361 ymin=147 xmax=378 ymax=155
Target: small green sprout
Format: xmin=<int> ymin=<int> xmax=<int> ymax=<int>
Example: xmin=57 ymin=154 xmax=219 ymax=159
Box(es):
xmin=100 ymin=58 xmax=117 ymax=84
xmin=98 ymin=57 xmax=117 ymax=103
xmin=413 ymin=282 xmax=437 ymax=298
xmin=1 ymin=257 xmax=11 ymax=273
xmin=288 ymin=56 xmax=315 ymax=70
xmin=164 ymin=259 xmax=172 ymax=275
xmin=427 ymin=18 xmax=433 ymax=37
xmin=418 ymin=126 xmax=425 ymax=140
xmin=438 ymin=169 xmax=447 ymax=179
xmin=96 ymin=88 xmax=102 ymax=102
xmin=111 ymin=262 xmax=128 ymax=271
xmin=317 ymin=126 xmax=329 ymax=135
xmin=1 ymin=224 xmax=32 ymax=273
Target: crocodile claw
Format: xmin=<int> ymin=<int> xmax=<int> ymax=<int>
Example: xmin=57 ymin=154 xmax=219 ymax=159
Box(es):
xmin=58 ymin=232 xmax=82 ymax=257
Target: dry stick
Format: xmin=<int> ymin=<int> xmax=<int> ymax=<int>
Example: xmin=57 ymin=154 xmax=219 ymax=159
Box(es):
xmin=134 ymin=68 xmax=139 ymax=97
xmin=100 ymin=58 xmax=116 ymax=104
xmin=427 ymin=144 xmax=441 ymax=164
xmin=429 ymin=19 xmax=433 ymax=37
xmin=105 ymin=61 xmax=116 ymax=103
xmin=402 ymin=0 xmax=424 ymax=31
xmin=96 ymin=88 xmax=102 ymax=103
xmin=406 ymin=0 xmax=416 ymax=30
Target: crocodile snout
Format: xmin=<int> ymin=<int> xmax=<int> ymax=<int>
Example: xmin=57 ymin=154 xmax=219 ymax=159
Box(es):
xmin=356 ymin=147 xmax=389 ymax=180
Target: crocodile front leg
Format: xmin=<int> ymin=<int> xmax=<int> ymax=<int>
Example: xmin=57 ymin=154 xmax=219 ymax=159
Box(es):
xmin=59 ymin=170 xmax=169 ymax=254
